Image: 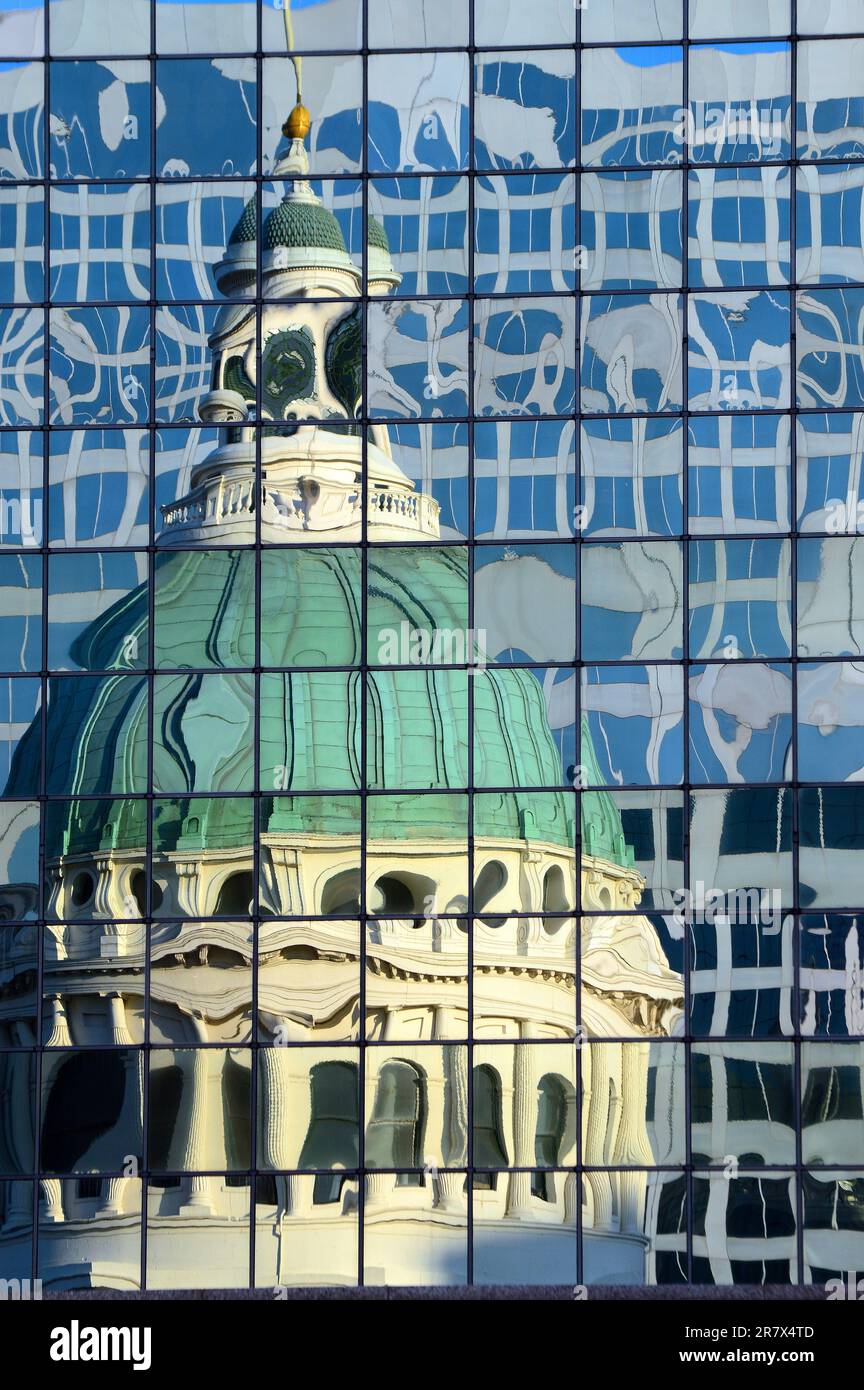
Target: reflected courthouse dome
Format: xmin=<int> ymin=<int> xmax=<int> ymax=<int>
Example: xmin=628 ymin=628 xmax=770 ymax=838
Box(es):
xmin=0 ymin=102 xmax=686 ymax=1290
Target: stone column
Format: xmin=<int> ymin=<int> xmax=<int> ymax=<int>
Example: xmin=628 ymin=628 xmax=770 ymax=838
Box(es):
xmin=174 ymin=862 xmax=199 ymax=918
xmin=39 ymin=1178 xmax=64 ymax=1223
xmin=2 ymin=1179 xmax=32 ymax=1230
xmin=506 ymin=1031 xmax=536 ymax=1219
xmin=364 ymin=1054 xmax=390 ymax=1209
xmin=106 ymin=992 xmax=135 ymax=1045
xmin=582 ymin=1042 xmax=615 ymax=1229
xmin=612 ymin=1041 xmax=651 ymax=1232
xmin=563 ymin=1171 xmax=579 ymax=1226
xmin=102 ymin=1177 xmax=130 ymax=1216
xmin=437 ymin=1027 xmax=467 ymax=1212
xmin=108 ymin=989 xmax=143 ymax=1199
xmin=3 ymin=1049 xmax=34 ymax=1178
xmin=259 ymin=1045 xmax=310 ymax=1217
xmin=364 ymin=1171 xmax=390 ymax=1207
xmin=44 ymin=996 xmax=72 ymax=1048
xmin=106 ymin=1020 xmax=144 ymax=1216
xmin=180 ymin=1023 xmax=215 ymax=1213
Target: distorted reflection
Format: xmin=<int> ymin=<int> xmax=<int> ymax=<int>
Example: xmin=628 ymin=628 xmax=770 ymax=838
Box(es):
xmin=1 ymin=3 xmax=863 ymax=1295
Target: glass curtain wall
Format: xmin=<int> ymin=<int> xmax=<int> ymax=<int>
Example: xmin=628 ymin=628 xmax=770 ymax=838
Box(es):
xmin=0 ymin=0 xmax=861 ymax=1291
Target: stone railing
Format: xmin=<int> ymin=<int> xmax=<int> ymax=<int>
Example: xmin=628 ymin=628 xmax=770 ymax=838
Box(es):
xmin=367 ymin=488 xmax=440 ymax=533
xmin=161 ymin=473 xmax=256 ymax=532
xmin=160 ymin=473 xmax=440 ymax=539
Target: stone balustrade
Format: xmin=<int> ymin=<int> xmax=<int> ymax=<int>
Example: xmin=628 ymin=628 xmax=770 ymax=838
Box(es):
xmin=160 ymin=470 xmax=441 ymax=541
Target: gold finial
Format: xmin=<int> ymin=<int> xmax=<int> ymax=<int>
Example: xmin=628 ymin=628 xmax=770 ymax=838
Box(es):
xmin=283 ymin=102 xmax=311 ymax=142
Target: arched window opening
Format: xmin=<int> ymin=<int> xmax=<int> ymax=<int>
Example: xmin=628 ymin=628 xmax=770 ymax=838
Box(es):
xmin=366 ymin=1060 xmax=426 ymax=1188
xmin=542 ymin=864 xmax=569 ymax=912
xmin=223 ymin=1054 xmax=251 ymax=1170
xmin=41 ymin=1051 xmax=128 ymax=1173
xmin=70 ymin=870 xmax=94 ymax=908
xmin=148 ymin=1065 xmax=184 ymax=1172
xmin=321 ymin=869 xmax=361 ymax=915
xmin=298 ymin=1061 xmax=359 ymax=1205
xmin=531 ymin=1074 xmax=567 ymax=1200
xmin=131 ymin=869 xmax=163 ymax=915
xmin=474 ymin=860 xmax=507 ymax=928
xmin=370 ymin=875 xmax=415 ymax=915
xmin=215 ymin=871 xmax=255 ymax=916
xmin=472 ymin=1064 xmax=508 ymax=1190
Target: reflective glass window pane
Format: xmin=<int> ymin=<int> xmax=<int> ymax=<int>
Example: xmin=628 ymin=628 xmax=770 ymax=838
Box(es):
xmin=49 ymin=61 xmax=151 ymax=179
xmin=474 ymin=50 xmax=575 ymax=173
xmin=0 ymin=430 xmax=43 ymax=549
xmin=474 ymin=297 xmax=576 ymax=418
xmin=690 ymin=0 xmax=790 ymax=38
xmin=797 ymin=39 xmax=864 ymax=160
xmin=48 ymin=551 xmax=148 ymax=672
xmin=367 ymin=299 xmax=469 ymax=420
xmin=476 ymin=542 xmax=576 ymax=664
xmin=581 ymin=294 xmax=683 ymax=415
xmin=799 ymin=787 xmax=864 ymax=908
xmin=1 ymin=2 xmax=43 ymax=56
xmin=0 ymin=185 xmax=43 ymax=303
xmin=690 ymin=916 xmax=793 ymax=1040
xmin=155 ymin=0 xmax=256 ymax=52
xmin=582 ymin=664 xmax=684 ymax=787
xmin=373 ymin=176 xmax=468 ymax=296
xmin=370 ymin=0 xmax=468 ymax=47
xmin=691 ymin=1043 xmax=796 ymax=1165
xmin=800 ymin=914 xmax=864 ymax=1037
xmin=48 ymin=429 xmax=148 ymax=548
xmin=689 ymin=538 xmax=792 ymax=659
xmin=798 ymin=0 xmax=864 ymax=33
xmin=0 ymin=554 xmax=41 ymax=671
xmin=49 ymin=0 xmax=149 ymax=54
xmin=0 ymin=64 xmax=42 ymax=181
xmin=690 ymin=788 xmax=794 ymax=913
xmin=582 ymin=171 xmax=682 ymax=293
xmin=688 ymin=168 xmax=791 ymax=288
xmin=581 ymin=47 xmax=684 ymax=170
xmin=156 ymin=59 xmax=256 ymax=178
xmin=475 ymin=174 xmax=575 ymax=294
xmin=0 ymin=308 xmax=44 ymax=426
xmin=688 ymin=415 xmax=791 ymax=535
xmin=581 ymin=541 xmax=684 ymax=662
xmin=40 ymin=1048 xmax=143 ymax=1174
xmin=689 ymin=291 xmax=791 ymax=412
xmin=688 ymin=44 xmax=791 ymax=166
xmin=802 ymin=1041 xmax=864 ymax=1163
xmin=580 ymin=418 xmax=683 ymax=538
xmin=475 ymin=0 xmax=575 ymax=45
xmin=690 ymin=662 xmax=792 ymax=784
xmin=50 ymin=183 xmax=149 ymax=304
xmin=263 ymin=56 xmax=363 ymax=179
xmin=368 ymin=53 xmax=469 ymax=174
xmin=691 ymin=1171 xmax=798 ymax=1283
xmin=797 ymin=537 xmax=864 ymax=656
xmin=803 ymin=1171 xmax=864 ymax=1285
xmin=798 ymin=289 xmax=864 ymax=409
xmin=50 ymin=306 xmax=150 ymax=426
xmin=797 ymin=165 xmax=864 ymax=285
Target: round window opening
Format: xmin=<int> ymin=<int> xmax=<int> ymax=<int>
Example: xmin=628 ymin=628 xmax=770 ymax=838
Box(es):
xmin=71 ymin=871 xmax=95 ymax=907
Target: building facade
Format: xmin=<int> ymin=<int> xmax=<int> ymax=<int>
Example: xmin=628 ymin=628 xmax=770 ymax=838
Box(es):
xmin=0 ymin=0 xmax=863 ymax=1292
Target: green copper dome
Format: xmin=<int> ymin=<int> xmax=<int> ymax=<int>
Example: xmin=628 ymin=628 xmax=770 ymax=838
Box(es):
xmin=231 ymin=198 xmax=391 ymax=263
xmin=367 ymin=215 xmax=389 ymax=252
xmin=263 ymin=198 xmax=347 ymax=253
xmin=6 ymin=546 xmax=631 ymax=870
xmin=228 ymin=194 xmax=257 ymax=246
